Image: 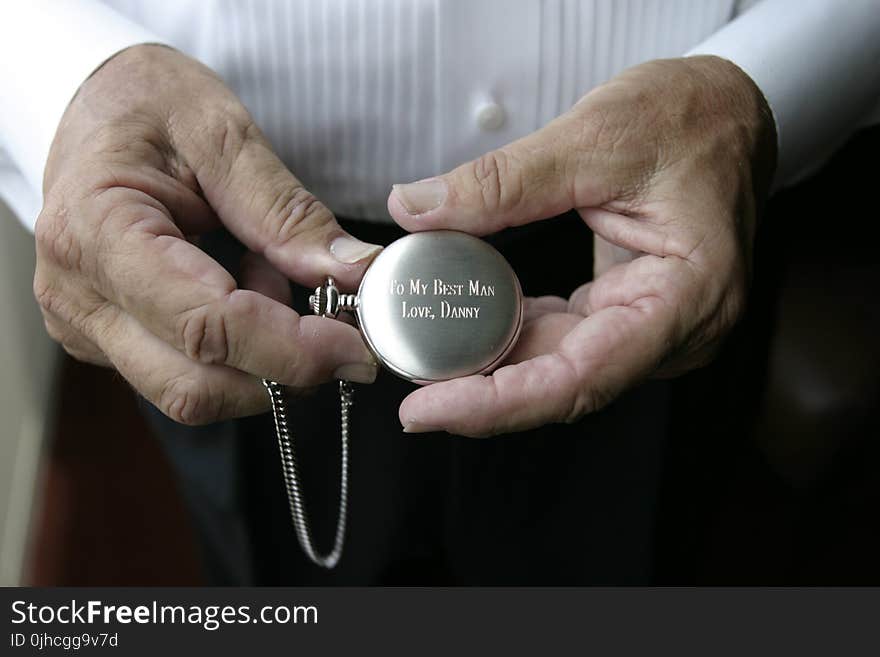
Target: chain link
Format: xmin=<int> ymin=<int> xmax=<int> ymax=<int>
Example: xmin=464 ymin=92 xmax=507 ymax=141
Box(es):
xmin=262 ymin=378 xmax=352 ymax=569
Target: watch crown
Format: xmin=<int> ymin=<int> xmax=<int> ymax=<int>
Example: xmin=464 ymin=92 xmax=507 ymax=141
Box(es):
xmin=309 ymin=277 xmax=357 ymax=318
xmin=309 ymin=284 xmax=327 ymax=316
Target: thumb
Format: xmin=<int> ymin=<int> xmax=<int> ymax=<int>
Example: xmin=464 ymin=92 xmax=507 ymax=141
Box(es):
xmin=388 ymin=116 xmax=587 ymax=235
xmin=185 ymin=115 xmax=382 ymax=291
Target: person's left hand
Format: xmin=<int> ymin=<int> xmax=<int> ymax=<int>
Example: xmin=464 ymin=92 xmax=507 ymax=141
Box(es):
xmin=387 ymin=56 xmax=777 ymax=437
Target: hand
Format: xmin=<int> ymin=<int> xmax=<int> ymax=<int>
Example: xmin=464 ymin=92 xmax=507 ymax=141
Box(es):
xmin=35 ymin=45 xmax=382 ymax=425
xmin=388 ymin=56 xmax=777 ymax=437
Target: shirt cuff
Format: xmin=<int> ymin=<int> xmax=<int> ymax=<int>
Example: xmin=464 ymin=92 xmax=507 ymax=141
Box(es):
xmin=686 ymin=0 xmax=880 ymax=187
xmin=0 ymin=0 xmax=164 ymax=230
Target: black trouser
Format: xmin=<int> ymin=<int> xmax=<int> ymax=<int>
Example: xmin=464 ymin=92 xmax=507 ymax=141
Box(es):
xmin=149 ymin=213 xmax=669 ymax=585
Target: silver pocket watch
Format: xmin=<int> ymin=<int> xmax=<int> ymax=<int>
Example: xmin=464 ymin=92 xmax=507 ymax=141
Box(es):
xmin=263 ymin=230 xmax=523 ymax=568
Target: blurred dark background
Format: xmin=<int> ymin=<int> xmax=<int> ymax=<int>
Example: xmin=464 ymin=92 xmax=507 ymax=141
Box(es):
xmin=28 ymin=126 xmax=879 ymax=585
xmin=656 ymin=125 xmax=880 ymax=584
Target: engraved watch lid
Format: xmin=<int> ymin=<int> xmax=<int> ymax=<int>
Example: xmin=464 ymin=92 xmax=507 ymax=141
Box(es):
xmin=356 ymin=230 xmax=522 ymax=383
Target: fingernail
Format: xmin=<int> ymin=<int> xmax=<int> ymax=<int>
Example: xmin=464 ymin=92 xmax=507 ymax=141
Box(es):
xmin=333 ymin=362 xmax=378 ymax=384
xmin=392 ymin=179 xmax=447 ymax=215
xmin=402 ymin=420 xmax=443 ymax=434
xmin=330 ymin=235 xmax=383 ymax=264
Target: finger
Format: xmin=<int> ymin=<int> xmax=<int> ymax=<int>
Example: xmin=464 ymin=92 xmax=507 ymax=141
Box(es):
xmin=568 ymin=281 xmax=597 ymax=316
xmin=42 ymin=312 xmax=112 ymax=367
xmin=523 ymin=295 xmax=568 ymax=322
xmin=388 ymin=118 xmax=574 ymax=235
xmin=581 ymin=208 xmax=689 ymax=260
xmin=400 ymin=299 xmax=673 ymax=437
xmin=80 ymin=302 xmax=269 ymax=425
xmin=181 ymin=113 xmax=382 ymax=290
xmin=85 ymin=161 xmax=221 ymax=235
xmin=88 ymin=192 xmax=378 ymax=386
xmin=34 ymin=260 xmax=112 ymax=366
xmin=593 ymin=234 xmax=639 ymax=279
xmin=239 ymin=251 xmax=292 ymax=305
xmin=387 ymin=108 xmax=622 ymax=235
xmin=503 ymin=312 xmax=581 ymax=364
xmin=567 ymin=255 xmax=672 ymax=317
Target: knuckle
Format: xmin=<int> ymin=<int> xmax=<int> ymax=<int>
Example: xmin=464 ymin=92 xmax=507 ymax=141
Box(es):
xmin=41 ymin=312 xmax=105 ymax=366
xmin=215 ymin=112 xmax=257 ymax=162
xmin=33 ymin=274 xmax=58 ymax=315
xmin=565 ymin=384 xmax=609 ymax=423
xmin=198 ymin=108 xmax=259 ymax=175
xmin=35 ymin=204 xmax=84 ymax=271
xmin=557 ymin=350 xmax=616 ymax=424
xmin=34 ymin=275 xmax=110 ymax=342
xmin=470 ymin=149 xmax=522 ymax=214
xmin=158 ymin=374 xmax=217 ymax=426
xmin=563 ymin=394 xmax=584 ymax=424
xmin=278 ymin=343 xmax=305 ymax=386
xmin=179 ymin=300 xmax=231 ymax=366
xmin=563 ymin=390 xmax=587 ymax=424
xmin=548 ymin=354 xmax=600 ymax=423
xmin=586 ymin=384 xmax=613 ymax=415
xmin=264 ymin=186 xmax=332 ymax=247
xmin=271 ymin=318 xmax=307 ymax=385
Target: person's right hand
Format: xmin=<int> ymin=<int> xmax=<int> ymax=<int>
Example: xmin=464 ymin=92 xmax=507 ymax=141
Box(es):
xmin=34 ymin=45 xmax=381 ymax=425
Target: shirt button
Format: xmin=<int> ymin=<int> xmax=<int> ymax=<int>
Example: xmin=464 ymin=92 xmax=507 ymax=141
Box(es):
xmin=475 ymin=101 xmax=506 ymax=131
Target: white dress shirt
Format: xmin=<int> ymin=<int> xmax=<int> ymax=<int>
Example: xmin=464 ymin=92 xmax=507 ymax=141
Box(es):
xmin=1 ymin=0 xmax=878 ymax=231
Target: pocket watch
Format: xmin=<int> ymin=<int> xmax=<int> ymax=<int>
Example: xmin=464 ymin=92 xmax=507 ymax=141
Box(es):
xmin=263 ymin=230 xmax=523 ymax=567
